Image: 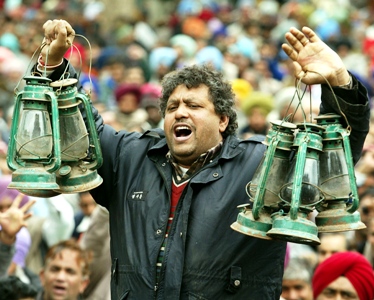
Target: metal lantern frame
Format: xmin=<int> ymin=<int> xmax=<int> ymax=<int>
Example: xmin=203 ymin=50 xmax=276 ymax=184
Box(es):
xmin=231 ymin=120 xmax=296 ymax=239
xmin=314 ymin=114 xmax=365 ymax=232
xmin=51 ymin=78 xmax=103 ymax=194
xmin=7 ymin=76 xmax=62 ymax=196
xmin=267 ymin=122 xmax=325 ymax=245
xmin=232 ymin=81 xmax=366 ymax=245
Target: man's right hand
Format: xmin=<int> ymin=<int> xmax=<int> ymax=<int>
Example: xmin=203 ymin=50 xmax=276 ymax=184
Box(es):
xmin=0 ymin=194 xmax=35 ymax=245
xmin=282 ymin=26 xmax=351 ymax=87
xmin=41 ymin=19 xmax=75 ymax=66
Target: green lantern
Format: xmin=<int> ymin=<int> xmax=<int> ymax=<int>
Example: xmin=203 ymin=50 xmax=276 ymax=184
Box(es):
xmin=7 ymin=76 xmax=61 ymax=197
xmin=7 ymin=75 xmax=103 ymax=197
xmin=314 ymin=114 xmax=365 ymax=232
xmin=268 ymin=123 xmax=325 ymax=245
xmin=50 ymin=78 xmax=103 ymax=194
xmin=231 ymin=120 xmax=296 ymax=239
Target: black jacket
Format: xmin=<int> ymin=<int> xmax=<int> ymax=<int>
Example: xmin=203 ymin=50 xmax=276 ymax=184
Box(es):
xmin=48 ymin=62 xmax=370 ymax=299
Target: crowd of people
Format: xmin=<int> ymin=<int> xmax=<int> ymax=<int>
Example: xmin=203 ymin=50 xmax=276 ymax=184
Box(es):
xmin=0 ymin=0 xmax=374 ymax=299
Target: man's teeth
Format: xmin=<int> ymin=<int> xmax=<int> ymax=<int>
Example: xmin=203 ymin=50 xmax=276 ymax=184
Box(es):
xmin=175 ymin=126 xmax=191 ymax=137
xmin=176 ymin=126 xmax=189 ymax=131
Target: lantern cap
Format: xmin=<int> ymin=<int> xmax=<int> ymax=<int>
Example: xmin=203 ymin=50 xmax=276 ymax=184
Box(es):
xmin=314 ymin=113 xmax=342 ymax=123
xmin=295 ymin=122 xmax=325 ymax=132
xmin=270 ymin=120 xmax=297 ymax=130
xmin=50 ymin=78 xmax=78 ymax=88
xmin=24 ymin=75 xmax=52 ymax=85
xmin=264 ymin=119 xmax=297 ymax=150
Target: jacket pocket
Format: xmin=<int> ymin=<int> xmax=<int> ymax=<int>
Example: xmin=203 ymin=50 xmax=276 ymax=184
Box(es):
xmin=226 ymin=266 xmax=242 ymax=294
xmin=111 ymin=259 xmax=136 ymax=300
xmin=111 ymin=258 xmax=130 ymax=299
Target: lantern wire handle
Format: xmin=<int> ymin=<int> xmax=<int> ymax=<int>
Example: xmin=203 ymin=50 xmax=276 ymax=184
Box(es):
xmin=13 ymin=43 xmax=46 ymax=95
xmin=281 ymin=82 xmax=309 ymax=123
xmin=52 ymin=34 xmax=94 ymax=97
xmin=75 ymin=34 xmax=94 ymax=96
xmin=295 ymin=78 xmax=314 ymax=124
xmin=64 ymin=43 xmax=83 ymax=81
xmin=295 ymin=71 xmax=351 ymax=132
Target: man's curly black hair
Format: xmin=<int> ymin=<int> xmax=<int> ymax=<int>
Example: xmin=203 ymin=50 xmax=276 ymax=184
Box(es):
xmin=0 ymin=276 xmax=38 ymax=300
xmin=159 ymin=64 xmax=238 ymax=138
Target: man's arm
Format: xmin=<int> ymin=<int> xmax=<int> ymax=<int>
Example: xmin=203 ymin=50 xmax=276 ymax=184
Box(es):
xmin=0 ymin=240 xmax=14 ymax=278
xmin=319 ymin=75 xmax=370 ymax=164
xmin=79 ymin=205 xmax=111 ymax=298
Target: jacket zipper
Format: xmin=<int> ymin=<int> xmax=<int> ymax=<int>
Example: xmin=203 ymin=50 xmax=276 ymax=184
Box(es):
xmin=153 ymin=161 xmax=172 ymax=299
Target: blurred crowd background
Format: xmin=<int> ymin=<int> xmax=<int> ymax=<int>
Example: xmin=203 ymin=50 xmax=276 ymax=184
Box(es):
xmin=0 ymin=0 xmax=374 ymax=299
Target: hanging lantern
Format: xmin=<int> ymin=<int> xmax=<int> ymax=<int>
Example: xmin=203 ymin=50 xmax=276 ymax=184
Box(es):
xmin=7 ymin=75 xmax=103 ymax=197
xmin=267 ymin=123 xmax=325 ymax=245
xmin=50 ymin=78 xmax=103 ymax=194
xmin=7 ymin=76 xmax=61 ymax=197
xmin=231 ymin=120 xmax=296 ymax=239
xmin=314 ymin=114 xmax=365 ymax=232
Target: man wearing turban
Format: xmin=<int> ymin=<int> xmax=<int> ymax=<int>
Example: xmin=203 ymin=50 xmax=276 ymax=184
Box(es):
xmin=312 ymin=251 xmax=374 ymax=300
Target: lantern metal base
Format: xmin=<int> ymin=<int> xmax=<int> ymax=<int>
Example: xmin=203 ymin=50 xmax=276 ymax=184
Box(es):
xmin=8 ymin=167 xmax=60 ymax=197
xmin=316 ymin=201 xmax=366 ymax=232
xmin=267 ymin=213 xmax=320 ymax=245
xmin=54 ymin=163 xmax=103 ymax=194
xmin=231 ymin=207 xmax=273 ymax=240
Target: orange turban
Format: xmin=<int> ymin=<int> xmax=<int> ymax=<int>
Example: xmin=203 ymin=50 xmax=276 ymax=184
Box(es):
xmin=312 ymin=252 xmax=374 ymax=300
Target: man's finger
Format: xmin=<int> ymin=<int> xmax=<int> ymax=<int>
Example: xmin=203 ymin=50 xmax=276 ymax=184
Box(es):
xmin=12 ymin=193 xmax=24 ymax=208
xmin=21 ymin=199 xmax=36 ymax=213
xmin=292 ymin=62 xmax=304 ymax=80
xmin=284 ymin=30 xmax=305 ymax=53
xmin=54 ymin=21 xmax=68 ymax=44
xmin=42 ymin=20 xmax=53 ymax=31
xmin=290 ymin=27 xmax=310 ymax=47
xmin=302 ymin=27 xmax=322 ymax=44
xmin=23 ymin=212 xmax=33 ymax=221
xmin=43 ymin=19 xmax=59 ymax=41
xmin=281 ymin=43 xmax=298 ymax=61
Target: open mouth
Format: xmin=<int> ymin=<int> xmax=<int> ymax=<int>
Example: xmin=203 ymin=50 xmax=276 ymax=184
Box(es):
xmin=175 ymin=125 xmax=192 ymax=139
xmin=53 ymin=285 xmax=67 ymax=295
